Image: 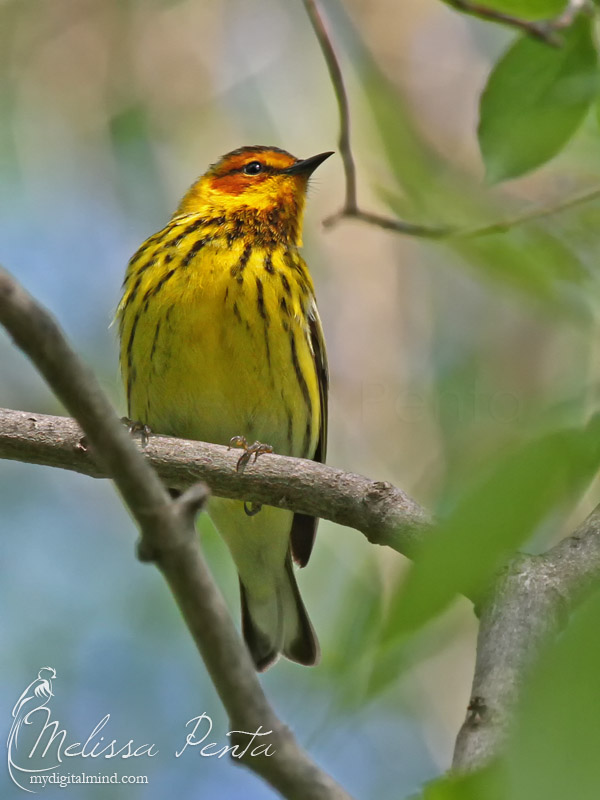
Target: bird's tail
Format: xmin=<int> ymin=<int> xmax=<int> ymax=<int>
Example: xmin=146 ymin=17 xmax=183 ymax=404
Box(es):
xmin=240 ymin=552 xmax=320 ymax=671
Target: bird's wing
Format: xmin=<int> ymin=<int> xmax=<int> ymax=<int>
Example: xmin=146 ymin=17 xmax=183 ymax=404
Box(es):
xmin=290 ymin=302 xmax=329 ymax=567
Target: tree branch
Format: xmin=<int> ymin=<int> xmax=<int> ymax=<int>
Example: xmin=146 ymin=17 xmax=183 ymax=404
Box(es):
xmin=453 ymin=502 xmax=600 ymax=771
xmin=303 ymin=0 xmax=600 ymax=240
xmin=0 ymin=265 xmax=353 ymax=800
xmin=0 ymin=406 xmax=430 ymax=560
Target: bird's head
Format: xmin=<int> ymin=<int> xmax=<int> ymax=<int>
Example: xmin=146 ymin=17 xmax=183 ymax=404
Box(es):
xmin=38 ymin=667 xmax=56 ymax=681
xmin=176 ymin=146 xmax=333 ymax=244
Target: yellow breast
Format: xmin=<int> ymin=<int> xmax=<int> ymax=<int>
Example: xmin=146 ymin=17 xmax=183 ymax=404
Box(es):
xmin=118 ymin=219 xmax=321 ymax=459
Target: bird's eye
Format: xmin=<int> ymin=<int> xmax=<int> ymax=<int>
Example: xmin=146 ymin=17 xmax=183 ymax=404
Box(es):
xmin=243 ymin=161 xmax=263 ymax=176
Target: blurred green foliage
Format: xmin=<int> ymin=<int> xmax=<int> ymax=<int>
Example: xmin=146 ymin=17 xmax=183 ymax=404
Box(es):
xmin=3 ymin=0 xmax=600 ymax=798
xmin=415 ymin=764 xmax=502 ymax=800
xmin=382 ymin=416 xmax=600 ymax=642
xmin=413 ymin=586 xmax=600 ymax=800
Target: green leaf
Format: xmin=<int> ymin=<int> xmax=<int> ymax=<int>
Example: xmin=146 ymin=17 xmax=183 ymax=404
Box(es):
xmin=382 ymin=419 xmax=600 ymax=642
xmin=412 ymin=764 xmax=503 ymax=800
xmin=505 ymin=587 xmax=600 ymax=800
xmin=478 ymin=17 xmax=598 ymax=182
xmin=447 ymin=0 xmax=567 ymax=20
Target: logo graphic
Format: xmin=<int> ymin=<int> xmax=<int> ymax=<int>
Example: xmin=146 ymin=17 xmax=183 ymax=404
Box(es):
xmin=7 ymin=667 xmax=58 ymax=793
xmin=6 ymin=666 xmax=274 ymax=791
xmin=7 ymin=667 xmax=158 ymax=793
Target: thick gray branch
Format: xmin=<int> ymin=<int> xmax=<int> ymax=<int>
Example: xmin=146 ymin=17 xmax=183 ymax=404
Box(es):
xmin=0 ymin=265 xmax=353 ymax=800
xmin=0 ymin=406 xmax=430 ymax=559
xmin=453 ymin=505 xmax=600 ymax=770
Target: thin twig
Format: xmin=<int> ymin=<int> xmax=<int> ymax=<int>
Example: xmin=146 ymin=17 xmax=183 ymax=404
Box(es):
xmin=446 ymin=0 xmax=587 ymax=46
xmin=457 ymin=184 xmax=600 ymax=238
xmin=302 ymin=0 xmax=357 ymax=214
xmin=326 ymin=208 xmax=453 ymax=238
xmin=301 ymin=0 xmax=451 ymax=238
xmin=303 ymin=0 xmax=599 ymax=240
xmin=0 ymin=266 xmax=353 ymax=800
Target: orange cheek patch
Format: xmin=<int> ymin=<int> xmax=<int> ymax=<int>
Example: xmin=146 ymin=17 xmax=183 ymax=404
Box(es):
xmin=210 ymin=174 xmax=252 ymax=195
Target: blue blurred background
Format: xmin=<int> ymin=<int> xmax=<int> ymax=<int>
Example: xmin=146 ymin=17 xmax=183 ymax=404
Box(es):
xmin=2 ymin=0 xmax=599 ymax=797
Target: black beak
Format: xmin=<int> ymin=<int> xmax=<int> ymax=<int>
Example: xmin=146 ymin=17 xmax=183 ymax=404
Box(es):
xmin=283 ymin=151 xmax=334 ymax=176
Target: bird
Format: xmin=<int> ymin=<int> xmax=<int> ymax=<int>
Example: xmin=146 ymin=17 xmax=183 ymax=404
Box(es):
xmin=116 ymin=146 xmax=331 ymax=670
xmin=7 ymin=666 xmax=57 ymax=792
xmin=8 ymin=666 xmax=56 ymax=749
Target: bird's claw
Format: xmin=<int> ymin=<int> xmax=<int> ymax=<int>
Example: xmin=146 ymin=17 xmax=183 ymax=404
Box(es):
xmin=77 ymin=417 xmax=151 ymax=452
xmin=228 ymin=435 xmax=274 ymax=473
xmin=244 ymin=501 xmax=263 ymax=517
xmin=121 ymin=417 xmax=152 ymax=446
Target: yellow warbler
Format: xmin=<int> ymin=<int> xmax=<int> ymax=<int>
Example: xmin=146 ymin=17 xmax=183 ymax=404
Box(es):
xmin=117 ymin=146 xmax=331 ymax=670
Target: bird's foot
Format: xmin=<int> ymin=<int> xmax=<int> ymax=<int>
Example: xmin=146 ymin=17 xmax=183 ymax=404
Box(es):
xmin=121 ymin=417 xmax=152 ymax=447
xmin=228 ymin=435 xmax=274 ymax=473
xmin=77 ymin=417 xmax=151 ymax=452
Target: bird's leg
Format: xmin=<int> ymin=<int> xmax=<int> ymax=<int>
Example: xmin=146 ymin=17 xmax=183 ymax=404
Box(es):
xmin=228 ymin=436 xmax=274 ymax=516
xmin=228 ymin=435 xmax=274 ymax=473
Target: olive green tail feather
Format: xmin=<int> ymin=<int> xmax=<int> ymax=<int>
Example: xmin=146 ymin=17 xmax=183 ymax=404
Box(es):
xmin=239 ymin=553 xmax=319 ymax=671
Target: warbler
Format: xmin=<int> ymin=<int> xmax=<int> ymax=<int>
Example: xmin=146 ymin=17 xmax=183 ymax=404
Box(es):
xmin=117 ymin=146 xmax=332 ymax=670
